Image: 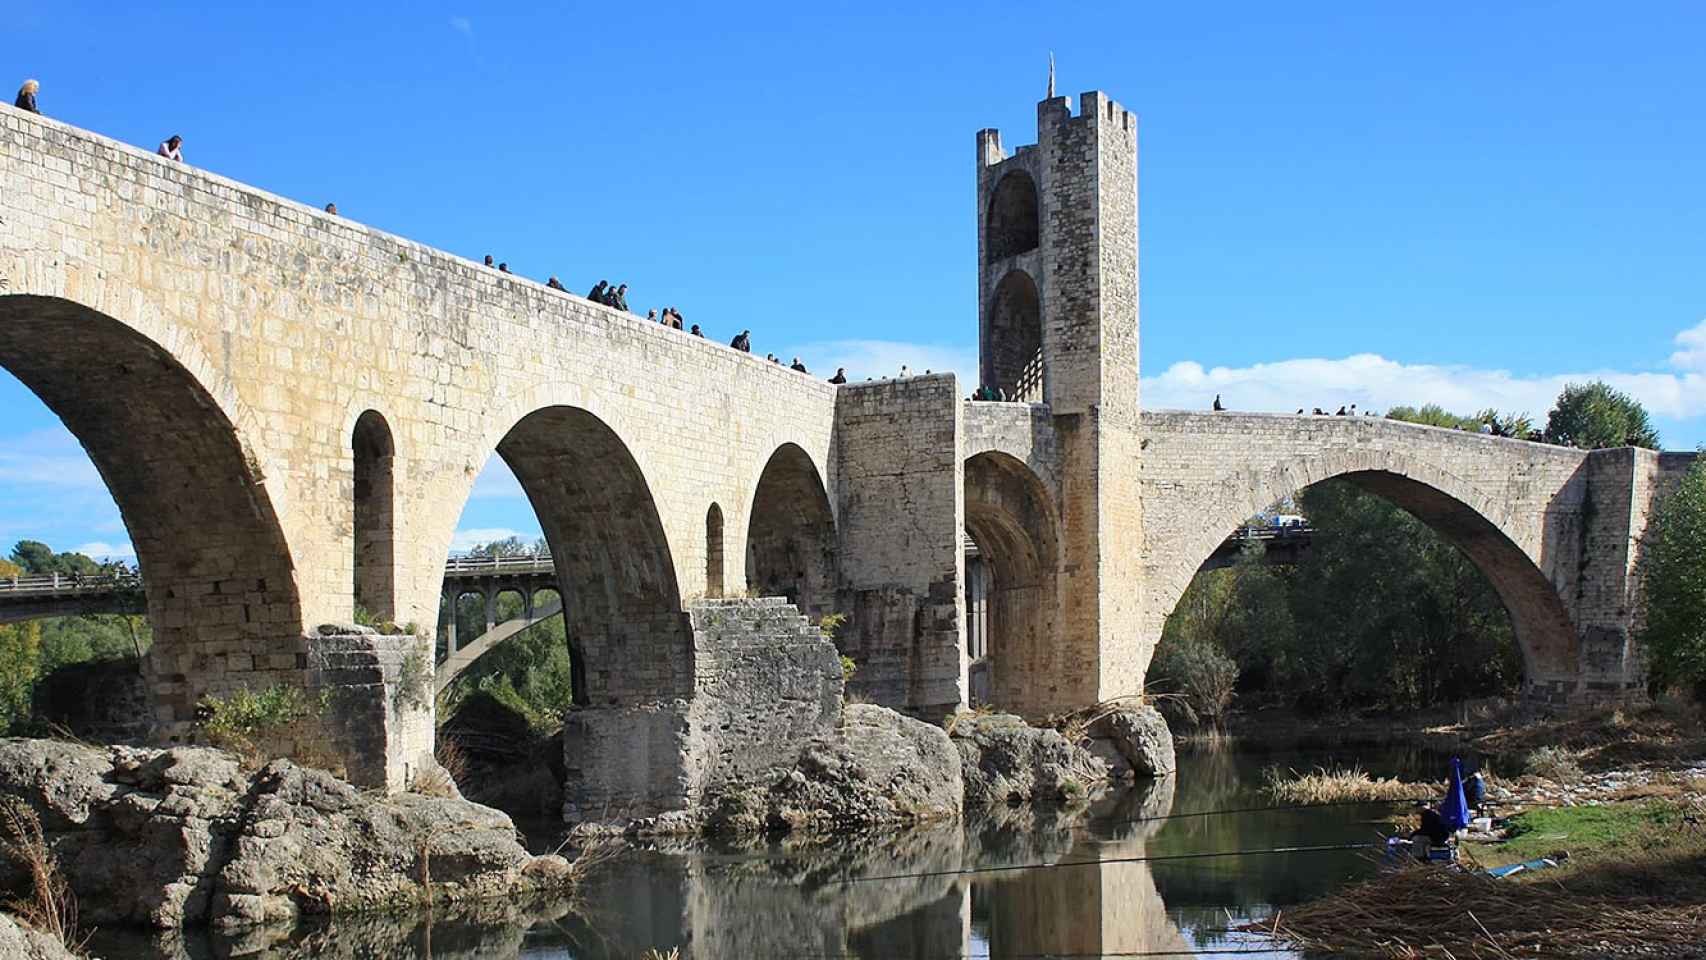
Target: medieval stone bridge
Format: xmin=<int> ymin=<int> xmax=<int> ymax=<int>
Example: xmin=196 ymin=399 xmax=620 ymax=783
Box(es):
xmin=0 ymin=88 xmax=1678 ymax=806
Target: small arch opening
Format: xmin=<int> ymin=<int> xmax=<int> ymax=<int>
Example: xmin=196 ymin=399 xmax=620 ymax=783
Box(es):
xmin=987 ymin=270 xmax=1044 ymax=402
xmin=986 ymin=170 xmax=1040 ymax=262
xmin=746 ymin=444 xmax=837 ymax=619
xmin=706 ymin=504 xmax=726 ymax=598
xmin=352 ymin=410 xmax=396 ymax=622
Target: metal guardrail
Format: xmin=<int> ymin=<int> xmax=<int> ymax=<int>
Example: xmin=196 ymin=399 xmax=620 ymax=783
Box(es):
xmin=0 ymin=571 xmax=144 ymax=596
xmin=441 ymin=555 xmax=558 ymax=577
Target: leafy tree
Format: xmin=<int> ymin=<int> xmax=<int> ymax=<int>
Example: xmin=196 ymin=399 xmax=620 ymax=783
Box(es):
xmin=466 ymin=536 xmax=546 ymax=559
xmin=1637 ymin=458 xmax=1706 ymax=700
xmin=0 ymin=621 xmax=41 ymax=731
xmin=7 ymin=541 xmax=100 ymax=576
xmin=1544 ymin=381 xmax=1658 ymax=450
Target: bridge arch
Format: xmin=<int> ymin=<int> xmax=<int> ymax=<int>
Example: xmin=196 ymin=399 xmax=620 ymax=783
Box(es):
xmin=0 ymin=294 xmax=304 ymax=726
xmin=492 ymin=404 xmax=691 ymax=705
xmin=1148 ymin=451 xmax=1580 ymax=686
xmin=964 ymin=450 xmax=1062 ymax=716
xmin=745 ymin=442 xmax=837 ymax=619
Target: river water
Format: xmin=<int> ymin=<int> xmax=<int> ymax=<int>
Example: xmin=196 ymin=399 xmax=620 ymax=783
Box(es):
xmin=89 ymin=746 xmax=1458 ymax=959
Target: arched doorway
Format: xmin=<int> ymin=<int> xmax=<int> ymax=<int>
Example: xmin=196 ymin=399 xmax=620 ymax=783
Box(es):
xmin=963 ymin=451 xmax=1060 ymax=717
xmin=746 ymin=444 xmax=837 ymax=619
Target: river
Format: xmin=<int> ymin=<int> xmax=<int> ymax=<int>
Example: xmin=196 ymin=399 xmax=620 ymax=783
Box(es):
xmin=88 ymin=746 xmax=1463 ymax=959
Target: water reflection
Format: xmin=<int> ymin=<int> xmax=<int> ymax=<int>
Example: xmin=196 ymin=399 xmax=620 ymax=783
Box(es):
xmin=92 ymin=747 xmax=1438 ymax=959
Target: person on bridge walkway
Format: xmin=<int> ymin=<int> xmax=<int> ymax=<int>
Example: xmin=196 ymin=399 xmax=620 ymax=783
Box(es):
xmin=498 ymin=262 xmax=511 ymax=273
xmin=829 ymin=368 xmax=847 ymax=384
xmin=610 ymin=284 xmax=629 ymax=311
xmin=1212 ymin=394 xmax=1224 ymax=411
xmin=324 ymin=202 xmax=338 ymax=215
xmin=547 ymin=276 xmax=566 ymax=291
xmin=690 ymin=324 xmax=704 ymax=337
xmin=14 ymin=80 xmax=39 ymax=114
xmin=588 ymin=280 xmax=608 ymax=303
xmin=158 ymin=135 xmax=184 ymax=161
xmin=790 ymin=357 xmax=809 ymax=373
xmin=667 ymin=307 xmax=683 ymax=329
xmin=646 ymin=308 xmax=658 ymax=321
xmin=731 ymin=330 xmax=751 ymax=352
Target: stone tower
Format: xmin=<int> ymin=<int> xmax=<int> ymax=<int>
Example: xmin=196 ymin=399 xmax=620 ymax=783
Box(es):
xmin=975 ymin=91 xmax=1146 ymax=710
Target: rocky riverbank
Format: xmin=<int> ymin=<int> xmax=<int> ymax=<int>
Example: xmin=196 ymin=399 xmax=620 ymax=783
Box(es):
xmin=0 ymin=739 xmax=582 ymax=930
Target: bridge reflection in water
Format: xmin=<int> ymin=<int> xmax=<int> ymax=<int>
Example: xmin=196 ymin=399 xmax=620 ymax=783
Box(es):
xmin=91 ymin=747 xmax=1406 ymax=959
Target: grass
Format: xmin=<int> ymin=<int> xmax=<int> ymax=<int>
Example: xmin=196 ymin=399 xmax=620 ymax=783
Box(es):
xmin=1260 ymin=764 xmax=1430 ymax=804
xmin=1250 ymin=799 xmax=1706 ymax=958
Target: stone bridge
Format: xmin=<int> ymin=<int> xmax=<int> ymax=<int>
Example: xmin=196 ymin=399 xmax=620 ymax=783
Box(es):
xmin=0 ymin=87 xmax=1681 ymax=808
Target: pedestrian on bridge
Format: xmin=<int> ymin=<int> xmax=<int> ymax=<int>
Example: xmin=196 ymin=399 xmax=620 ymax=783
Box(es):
xmin=829 ymin=368 xmax=847 ymax=384
xmin=731 ymin=330 xmax=751 ymax=352
xmin=157 ymin=135 xmax=184 ymax=162
xmin=610 ymin=284 xmax=629 ymax=311
xmin=790 ymin=357 xmax=809 ymax=373
xmin=1212 ymin=394 xmax=1224 ymax=411
xmin=588 ymin=280 xmax=608 ymax=303
xmin=15 ymin=80 xmax=39 ymax=114
xmin=690 ymin=324 xmax=703 ymax=337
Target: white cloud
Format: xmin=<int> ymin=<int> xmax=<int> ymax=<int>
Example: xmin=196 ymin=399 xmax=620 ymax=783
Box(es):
xmin=1668 ymin=318 xmax=1706 ymax=371
xmin=1144 ymin=327 xmax=1706 ymax=422
xmin=449 ymin=16 xmax=473 ymax=37
xmin=449 ymin=527 xmax=537 ymax=552
xmin=779 ymin=338 xmax=977 ymax=385
xmin=73 ymin=541 xmax=134 ymax=559
xmin=469 ymin=455 xmax=526 ymax=499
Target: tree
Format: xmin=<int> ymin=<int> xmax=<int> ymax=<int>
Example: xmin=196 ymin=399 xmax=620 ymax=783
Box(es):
xmin=467 ymin=536 xmax=544 ymax=559
xmin=1544 ymin=381 xmax=1658 ymax=450
xmin=1637 ymin=458 xmax=1706 ymax=700
xmin=7 ymin=541 xmax=100 ymax=576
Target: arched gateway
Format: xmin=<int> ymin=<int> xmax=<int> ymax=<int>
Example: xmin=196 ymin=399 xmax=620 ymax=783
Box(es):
xmin=0 ymin=84 xmax=1676 ymax=810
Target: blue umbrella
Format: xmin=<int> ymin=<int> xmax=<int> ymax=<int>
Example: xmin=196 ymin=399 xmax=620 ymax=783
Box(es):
xmin=1439 ymin=755 xmax=1471 ymax=833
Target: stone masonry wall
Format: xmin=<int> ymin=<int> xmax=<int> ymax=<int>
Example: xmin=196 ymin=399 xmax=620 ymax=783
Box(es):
xmin=832 ymin=376 xmax=965 ymax=717
xmin=561 ymin=598 xmax=842 ymax=823
xmin=0 ymin=106 xmax=839 ymax=727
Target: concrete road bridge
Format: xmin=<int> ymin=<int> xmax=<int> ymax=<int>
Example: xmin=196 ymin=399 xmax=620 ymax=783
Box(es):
xmin=0 ymin=86 xmax=1681 ymax=809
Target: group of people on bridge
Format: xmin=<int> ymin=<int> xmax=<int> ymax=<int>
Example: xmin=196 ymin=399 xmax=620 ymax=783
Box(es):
xmin=7 ymin=77 xmax=933 ymax=393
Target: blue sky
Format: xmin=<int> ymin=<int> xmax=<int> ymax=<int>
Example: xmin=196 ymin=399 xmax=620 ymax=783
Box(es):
xmin=4 ymin=2 xmax=1705 ymax=557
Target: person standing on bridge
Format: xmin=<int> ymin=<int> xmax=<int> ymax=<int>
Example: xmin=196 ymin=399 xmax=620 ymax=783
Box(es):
xmin=14 ymin=79 xmax=39 ymax=114
xmin=548 ymin=276 xmax=566 ymax=291
xmin=690 ymin=324 xmax=704 ymax=337
xmin=588 ymin=280 xmax=608 ymax=303
xmin=731 ymin=330 xmax=751 ymax=352
xmin=157 ymin=135 xmax=184 ymax=161
xmin=829 ymin=368 xmax=847 ymax=384
xmin=1213 ymin=394 xmax=1225 ymax=411
xmin=790 ymin=357 xmax=809 ymax=373
xmin=610 ymin=284 xmax=629 ymax=311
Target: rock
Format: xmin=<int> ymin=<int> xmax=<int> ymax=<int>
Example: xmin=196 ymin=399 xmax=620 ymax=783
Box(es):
xmin=704 ymin=703 xmax=963 ymax=836
xmin=0 ymin=738 xmax=574 ymax=930
xmin=0 ymin=912 xmax=78 ymax=960
xmin=949 ymin=712 xmax=1109 ymax=805
xmin=1089 ymin=705 xmax=1176 ymax=778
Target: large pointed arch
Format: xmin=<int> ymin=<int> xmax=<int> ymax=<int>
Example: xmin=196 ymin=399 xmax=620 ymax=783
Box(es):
xmin=494 ymin=404 xmax=691 ymax=705
xmin=1150 ymin=456 xmax=1580 ymax=685
xmin=0 ymin=294 xmax=304 ymax=726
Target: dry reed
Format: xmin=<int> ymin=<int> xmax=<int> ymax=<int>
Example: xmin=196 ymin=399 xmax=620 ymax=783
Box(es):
xmin=1261 ymin=764 xmax=1427 ymax=804
xmin=0 ymin=795 xmax=87 ymax=954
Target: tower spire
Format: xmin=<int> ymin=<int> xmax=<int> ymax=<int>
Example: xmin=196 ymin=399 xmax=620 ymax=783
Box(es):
xmin=1047 ymin=52 xmax=1055 ymax=99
